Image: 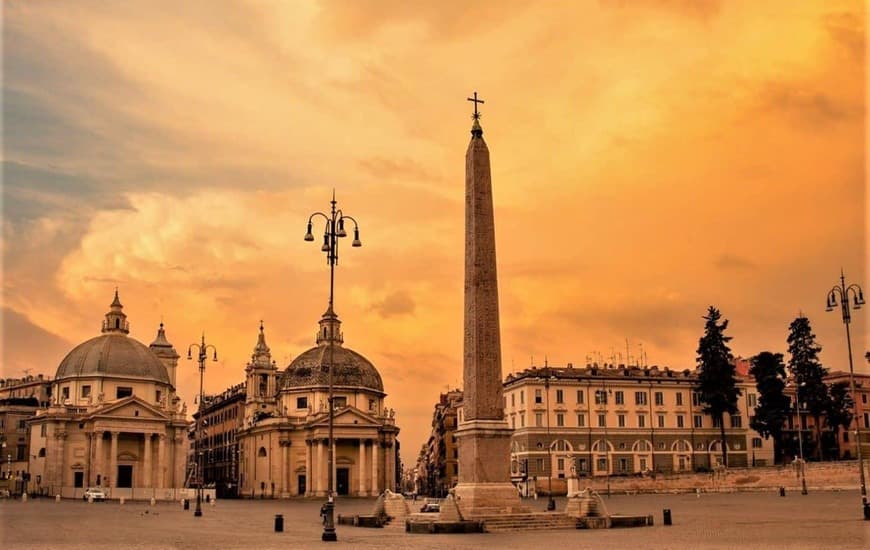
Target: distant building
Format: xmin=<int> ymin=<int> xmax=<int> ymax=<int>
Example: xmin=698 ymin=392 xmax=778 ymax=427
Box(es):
xmin=0 ymin=375 xmax=52 ymax=491
xmin=27 ymin=291 xmax=190 ymax=499
xmin=415 ymin=389 xmax=462 ymax=497
xmin=503 ymin=362 xmax=775 ymax=496
xmin=191 ymin=382 xmax=245 ymax=498
xmin=235 ymin=308 xmax=399 ymax=498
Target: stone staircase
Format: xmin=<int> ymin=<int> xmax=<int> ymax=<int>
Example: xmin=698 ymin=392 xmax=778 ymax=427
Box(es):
xmin=479 ymin=512 xmax=578 ymax=532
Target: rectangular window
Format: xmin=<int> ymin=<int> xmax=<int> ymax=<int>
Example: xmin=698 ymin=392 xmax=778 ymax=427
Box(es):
xmin=712 ymin=416 xmax=722 ymax=428
xmin=692 ymin=392 xmax=702 ymax=407
xmin=752 ymin=437 xmax=763 ymax=449
xmin=296 ymin=397 xmax=308 ymax=409
xmin=18 ymin=420 xmax=26 ymax=430
xmin=556 ymin=413 xmax=564 ymax=427
xmin=520 ymin=391 xmax=524 ymax=404
xmin=40 ymin=424 xmax=47 ymax=436
xmin=657 ymin=414 xmax=665 ymax=428
xmin=864 ymin=413 xmax=869 ymax=429
xmin=333 ymin=396 xmax=347 ymax=408
xmin=730 ymin=415 xmax=742 ymax=428
xmin=618 ymin=414 xmax=625 ymax=427
xmin=747 ymin=394 xmax=757 ymax=408
xmin=368 ymin=399 xmax=375 ymax=411
xmin=614 ymin=391 xmax=624 ymax=405
xmin=537 ymin=458 xmax=544 ymax=472
xmin=577 ymin=414 xmax=585 ymax=427
xmin=598 ymin=414 xmax=606 ymax=427
xmin=81 ymin=385 xmax=91 ymax=398
xmin=618 ymin=458 xmax=628 ymax=472
xmin=155 ymin=390 xmax=162 ymax=404
xmin=677 ymin=415 xmax=685 ymax=428
xmin=576 ymin=390 xmax=584 ymax=404
xmin=676 ymin=392 xmax=683 ymax=406
xmin=654 ymin=392 xmax=664 ymax=406
xmin=17 ymin=444 xmax=26 ymax=460
xmin=116 ymin=387 xmax=133 ymax=399
xmin=637 ymin=415 xmax=645 ymax=428
xmin=557 ymin=458 xmax=564 ymax=471
xmin=535 ymin=413 xmax=543 ymax=427
xmin=555 ymin=389 xmax=564 ymax=404
xmin=862 ymin=394 xmax=867 ymax=404
xmin=62 ymin=387 xmax=70 ymax=400
xmin=520 ymin=413 xmax=525 ymax=427
xmin=511 ymin=393 xmax=515 ymax=407
xmin=535 ymin=389 xmax=543 ymax=404
xmin=595 ymin=390 xmax=608 ymax=405
xmin=693 ymin=415 xmax=703 ymax=428
xmin=635 ymin=392 xmax=648 ymax=406
xmin=511 ymin=417 xmax=516 ymax=429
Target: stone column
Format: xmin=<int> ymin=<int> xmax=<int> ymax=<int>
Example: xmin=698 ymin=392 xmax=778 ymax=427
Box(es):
xmin=109 ymin=432 xmax=119 ymax=489
xmin=385 ymin=440 xmax=394 ymax=493
xmin=157 ymin=435 xmax=166 ymax=489
xmin=280 ymin=441 xmax=288 ymax=496
xmin=358 ymin=439 xmax=367 ymax=496
xmin=305 ymin=440 xmax=312 ymax=496
xmin=316 ymin=439 xmax=324 ymax=496
xmin=371 ymin=441 xmax=379 ymax=495
xmin=94 ymin=432 xmax=104 ymax=486
xmin=143 ymin=434 xmax=152 ymax=488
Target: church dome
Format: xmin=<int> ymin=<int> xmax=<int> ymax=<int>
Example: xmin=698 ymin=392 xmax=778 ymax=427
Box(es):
xmin=280 ymin=306 xmax=384 ymax=393
xmin=54 ymin=291 xmax=171 ymax=385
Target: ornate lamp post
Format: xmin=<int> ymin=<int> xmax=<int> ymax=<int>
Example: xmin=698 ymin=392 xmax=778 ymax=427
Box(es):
xmin=788 ymin=380 xmax=809 ymax=495
xmin=826 ymin=269 xmax=868 ymax=520
xmin=187 ymin=334 xmax=218 ymax=518
xmin=304 ymin=192 xmax=362 ymax=542
xmin=543 ymin=367 xmax=556 ymax=511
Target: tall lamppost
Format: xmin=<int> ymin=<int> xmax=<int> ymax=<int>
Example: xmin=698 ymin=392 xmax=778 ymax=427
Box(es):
xmin=543 ymin=367 xmax=556 ymax=511
xmin=188 ymin=333 xmax=218 ymax=518
xmin=826 ymin=269 xmax=868 ymax=520
xmin=304 ymin=192 xmax=362 ymax=542
xmin=788 ymin=380 xmax=808 ymax=495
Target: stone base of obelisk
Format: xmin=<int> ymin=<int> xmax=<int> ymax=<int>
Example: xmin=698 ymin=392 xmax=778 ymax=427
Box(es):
xmin=451 ymin=420 xmax=530 ymax=519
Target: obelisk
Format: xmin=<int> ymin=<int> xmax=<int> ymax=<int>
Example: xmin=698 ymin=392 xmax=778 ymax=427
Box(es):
xmin=452 ymin=92 xmax=526 ymax=518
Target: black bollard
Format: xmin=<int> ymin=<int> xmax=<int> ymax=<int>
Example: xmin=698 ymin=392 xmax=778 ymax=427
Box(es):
xmin=183 ymin=499 xmax=190 ymax=510
xmin=206 ymin=494 xmax=211 ymax=503
xmin=779 ymin=487 xmax=786 ymax=497
xmin=274 ymin=514 xmax=284 ymax=532
xmin=663 ymin=509 xmax=672 ymax=526
xmin=864 ymin=502 xmax=870 ymax=521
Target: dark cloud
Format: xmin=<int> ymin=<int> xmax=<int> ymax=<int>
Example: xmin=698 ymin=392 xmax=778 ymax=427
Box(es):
xmin=2 ymin=307 xmax=72 ymax=376
xmin=358 ymin=157 xmax=440 ymax=184
xmin=601 ymin=0 xmax=722 ymax=21
xmin=369 ymin=291 xmax=416 ymax=318
xmin=823 ymin=11 xmax=865 ymax=61
xmin=755 ymin=82 xmax=861 ymax=129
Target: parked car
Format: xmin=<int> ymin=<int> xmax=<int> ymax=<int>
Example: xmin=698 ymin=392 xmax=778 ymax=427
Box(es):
xmin=83 ymin=487 xmax=106 ymax=502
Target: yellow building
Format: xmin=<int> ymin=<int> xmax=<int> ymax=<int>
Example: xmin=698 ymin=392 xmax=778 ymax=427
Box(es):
xmin=27 ymin=292 xmax=190 ymax=499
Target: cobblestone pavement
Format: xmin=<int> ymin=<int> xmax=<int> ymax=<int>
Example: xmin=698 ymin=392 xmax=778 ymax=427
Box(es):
xmin=1 ymin=491 xmax=868 ymax=549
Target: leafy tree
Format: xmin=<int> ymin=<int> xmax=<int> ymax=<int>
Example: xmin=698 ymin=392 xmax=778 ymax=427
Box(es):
xmin=786 ymin=315 xmax=830 ymax=460
xmin=824 ymin=381 xmax=854 ymax=458
xmin=696 ymin=306 xmax=741 ymax=467
xmin=749 ymin=352 xmax=790 ymax=463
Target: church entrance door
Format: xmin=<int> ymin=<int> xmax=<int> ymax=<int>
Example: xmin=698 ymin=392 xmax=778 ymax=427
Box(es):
xmin=298 ymin=475 xmax=306 ymax=496
xmin=336 ymin=468 xmax=349 ymax=495
xmin=117 ymin=465 xmax=133 ymax=488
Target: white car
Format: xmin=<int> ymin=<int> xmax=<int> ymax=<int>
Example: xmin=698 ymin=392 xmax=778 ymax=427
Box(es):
xmin=83 ymin=487 xmax=106 ymax=501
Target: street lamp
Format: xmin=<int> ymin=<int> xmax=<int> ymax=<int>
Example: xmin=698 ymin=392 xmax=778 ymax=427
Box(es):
xmin=543 ymin=367 xmax=556 ymax=511
xmin=188 ymin=333 xmax=218 ymax=518
xmin=304 ymin=191 xmax=362 ymax=542
xmin=788 ymin=380 xmax=808 ymax=495
xmin=826 ymin=269 xmax=868 ymax=520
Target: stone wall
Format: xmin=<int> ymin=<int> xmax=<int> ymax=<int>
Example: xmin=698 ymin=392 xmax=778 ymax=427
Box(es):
xmin=533 ymin=460 xmax=866 ymax=495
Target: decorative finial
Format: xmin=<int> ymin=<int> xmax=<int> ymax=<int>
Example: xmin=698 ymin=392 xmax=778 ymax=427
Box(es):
xmin=467 ymin=91 xmax=485 ymax=137
xmin=260 ymin=319 xmax=264 ymax=332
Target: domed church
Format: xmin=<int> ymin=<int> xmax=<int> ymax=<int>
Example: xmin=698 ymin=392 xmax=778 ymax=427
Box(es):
xmin=28 ymin=291 xmax=190 ymax=499
xmin=236 ymin=305 xmax=399 ymax=498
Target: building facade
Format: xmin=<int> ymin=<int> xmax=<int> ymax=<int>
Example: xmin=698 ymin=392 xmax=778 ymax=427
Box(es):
xmin=235 ymin=308 xmax=399 ymax=498
xmin=0 ymin=375 xmax=52 ymax=491
xmin=192 ymin=382 xmax=245 ymax=498
xmin=27 ymin=292 xmax=191 ymax=499
xmin=415 ymin=389 xmax=462 ymax=497
xmin=503 ymin=362 xmax=774 ymax=495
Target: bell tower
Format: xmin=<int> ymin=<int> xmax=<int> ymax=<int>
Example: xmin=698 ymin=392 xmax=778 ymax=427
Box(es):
xmin=245 ymin=321 xmax=279 ymax=419
xmin=150 ymin=322 xmax=180 ymax=390
xmin=102 ymin=289 xmax=129 ymax=334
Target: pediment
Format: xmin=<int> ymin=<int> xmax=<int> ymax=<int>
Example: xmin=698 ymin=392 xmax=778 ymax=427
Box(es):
xmin=310 ymin=407 xmax=381 ymax=428
xmin=89 ymin=396 xmax=169 ymax=421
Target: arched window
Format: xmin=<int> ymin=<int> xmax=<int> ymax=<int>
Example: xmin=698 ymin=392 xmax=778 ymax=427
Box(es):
xmin=38 ymin=448 xmax=46 ymax=457
xmin=115 ymin=318 xmax=120 ymax=328
xmin=672 ymin=440 xmax=691 ymax=453
xmin=591 ymin=439 xmax=612 ymax=453
xmin=258 ymin=447 xmax=267 ymax=457
xmin=633 ymin=440 xmax=652 ymax=452
xmin=550 ymin=439 xmax=573 ymax=452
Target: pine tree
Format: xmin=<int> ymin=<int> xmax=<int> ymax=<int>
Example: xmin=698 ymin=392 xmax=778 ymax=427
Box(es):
xmin=696 ymin=306 xmax=741 ymax=467
xmin=786 ymin=315 xmax=829 ymax=460
xmin=749 ymin=351 xmax=790 ymax=463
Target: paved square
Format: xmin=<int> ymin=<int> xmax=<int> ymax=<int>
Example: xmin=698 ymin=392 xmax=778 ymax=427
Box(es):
xmin=1 ymin=491 xmax=867 ymax=549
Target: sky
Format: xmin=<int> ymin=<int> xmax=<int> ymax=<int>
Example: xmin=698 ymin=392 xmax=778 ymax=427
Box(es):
xmin=2 ymin=0 xmax=866 ymax=467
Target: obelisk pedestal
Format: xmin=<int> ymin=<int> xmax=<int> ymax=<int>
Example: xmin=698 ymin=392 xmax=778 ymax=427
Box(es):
xmin=451 ymin=95 xmax=528 ymax=519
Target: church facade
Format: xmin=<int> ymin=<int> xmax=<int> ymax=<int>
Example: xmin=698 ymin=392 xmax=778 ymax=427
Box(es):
xmin=235 ymin=307 xmax=399 ymax=498
xmin=27 ymin=292 xmax=191 ymax=499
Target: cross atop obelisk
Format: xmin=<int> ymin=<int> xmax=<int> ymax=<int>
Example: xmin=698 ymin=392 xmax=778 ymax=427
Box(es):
xmin=467 ymin=91 xmax=484 ymax=119
xmin=467 ymin=91 xmax=485 ymax=138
